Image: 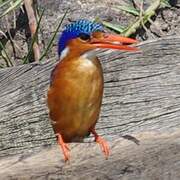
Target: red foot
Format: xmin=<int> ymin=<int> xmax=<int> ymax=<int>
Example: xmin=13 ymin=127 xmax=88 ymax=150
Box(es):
xmin=57 ymin=134 xmax=70 ymax=162
xmin=91 ymin=129 xmax=110 ymax=159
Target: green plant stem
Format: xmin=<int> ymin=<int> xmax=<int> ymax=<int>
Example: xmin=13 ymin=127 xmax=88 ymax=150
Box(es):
xmin=101 ymin=21 xmax=125 ymax=33
xmin=24 ymin=0 xmax=40 ymax=62
xmin=39 ymin=9 xmax=69 ymax=61
xmin=0 ymin=41 xmax=13 ymax=67
xmin=0 ymin=0 xmax=23 ymax=18
xmin=122 ymin=0 xmax=161 ymax=37
xmin=23 ymin=8 xmax=44 ymax=64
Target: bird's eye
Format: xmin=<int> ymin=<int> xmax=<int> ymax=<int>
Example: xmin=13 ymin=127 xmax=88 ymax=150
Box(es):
xmin=79 ymin=33 xmax=90 ymax=41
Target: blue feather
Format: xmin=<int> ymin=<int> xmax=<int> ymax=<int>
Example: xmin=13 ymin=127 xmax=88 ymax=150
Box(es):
xmin=58 ymin=19 xmax=103 ymax=56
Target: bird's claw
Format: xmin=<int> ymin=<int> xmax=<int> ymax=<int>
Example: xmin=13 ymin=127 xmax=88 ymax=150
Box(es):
xmin=91 ymin=129 xmax=110 ymax=159
xmin=57 ymin=134 xmax=70 ymax=162
xmin=95 ymin=135 xmax=110 ymax=159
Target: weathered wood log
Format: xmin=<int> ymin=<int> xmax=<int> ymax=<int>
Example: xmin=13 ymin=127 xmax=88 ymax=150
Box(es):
xmin=0 ymin=36 xmax=180 ymax=179
xmin=0 ymin=131 xmax=180 ymax=180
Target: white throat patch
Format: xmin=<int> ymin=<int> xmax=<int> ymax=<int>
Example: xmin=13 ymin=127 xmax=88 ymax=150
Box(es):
xmin=81 ymin=49 xmax=98 ymax=60
xmin=60 ymin=47 xmax=69 ymax=60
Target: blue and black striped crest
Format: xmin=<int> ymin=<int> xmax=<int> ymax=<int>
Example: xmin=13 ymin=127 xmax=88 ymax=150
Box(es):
xmin=58 ymin=19 xmax=104 ymax=56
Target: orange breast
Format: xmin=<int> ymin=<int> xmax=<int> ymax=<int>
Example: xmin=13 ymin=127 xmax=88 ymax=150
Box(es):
xmin=47 ymin=55 xmax=103 ymax=142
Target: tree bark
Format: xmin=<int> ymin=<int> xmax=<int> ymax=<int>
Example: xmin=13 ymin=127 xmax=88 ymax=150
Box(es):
xmin=0 ymin=36 xmax=180 ymax=179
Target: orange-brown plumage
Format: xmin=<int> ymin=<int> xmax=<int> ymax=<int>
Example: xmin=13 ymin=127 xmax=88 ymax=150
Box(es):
xmin=48 ymin=54 xmax=103 ymax=142
xmin=47 ymin=19 xmax=138 ymax=161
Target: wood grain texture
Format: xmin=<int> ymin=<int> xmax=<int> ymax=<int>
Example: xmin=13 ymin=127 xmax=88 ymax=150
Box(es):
xmin=0 ymin=131 xmax=180 ymax=180
xmin=0 ymin=36 xmax=180 ymax=179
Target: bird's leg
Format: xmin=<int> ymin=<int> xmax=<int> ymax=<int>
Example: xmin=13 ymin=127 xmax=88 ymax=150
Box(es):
xmin=56 ymin=133 xmax=70 ymax=162
xmin=91 ymin=129 xmax=110 ymax=159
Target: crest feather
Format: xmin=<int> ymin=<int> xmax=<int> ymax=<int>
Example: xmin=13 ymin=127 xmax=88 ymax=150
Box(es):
xmin=58 ymin=19 xmax=103 ymax=56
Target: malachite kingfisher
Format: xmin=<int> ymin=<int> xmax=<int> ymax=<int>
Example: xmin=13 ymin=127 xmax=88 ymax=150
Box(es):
xmin=47 ymin=19 xmax=138 ymax=161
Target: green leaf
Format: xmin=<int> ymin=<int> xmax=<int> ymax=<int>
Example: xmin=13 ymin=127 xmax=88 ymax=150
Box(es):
xmin=0 ymin=41 xmax=13 ymax=67
xmin=161 ymin=0 xmax=171 ymax=8
xmin=0 ymin=0 xmax=11 ymax=9
xmin=0 ymin=64 xmax=4 ymax=68
xmin=0 ymin=29 xmax=7 ymax=38
xmin=115 ymin=5 xmax=140 ymax=16
xmin=102 ymin=21 xmax=125 ymax=33
xmin=0 ymin=0 xmax=23 ymax=18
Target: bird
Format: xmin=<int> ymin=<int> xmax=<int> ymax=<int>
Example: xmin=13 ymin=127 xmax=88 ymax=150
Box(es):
xmin=47 ymin=19 xmax=138 ymax=161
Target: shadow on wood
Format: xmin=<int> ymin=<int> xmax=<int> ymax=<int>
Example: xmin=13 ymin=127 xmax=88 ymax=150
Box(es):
xmin=0 ymin=36 xmax=180 ymax=179
xmin=0 ymin=131 xmax=180 ymax=179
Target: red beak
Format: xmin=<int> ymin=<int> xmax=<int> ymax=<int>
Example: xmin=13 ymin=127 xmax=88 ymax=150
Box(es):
xmin=91 ymin=33 xmax=139 ymax=51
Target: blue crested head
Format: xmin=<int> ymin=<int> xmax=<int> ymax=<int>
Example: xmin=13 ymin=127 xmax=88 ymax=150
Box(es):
xmin=58 ymin=19 xmax=104 ymax=56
